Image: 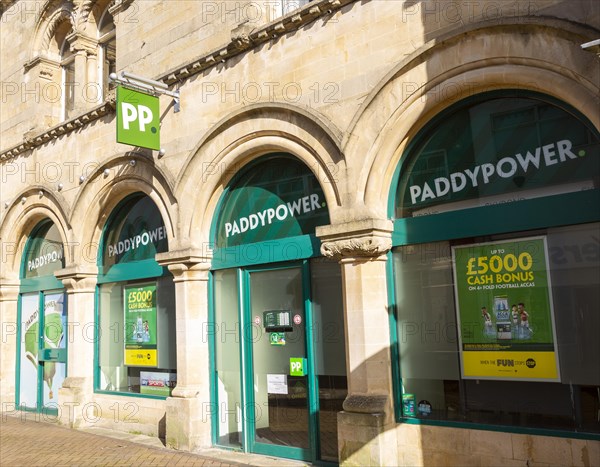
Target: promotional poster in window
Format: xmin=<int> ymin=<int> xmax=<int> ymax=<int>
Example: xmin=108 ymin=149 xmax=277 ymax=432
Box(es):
xmin=452 ymin=237 xmax=560 ymax=381
xmin=124 ymin=284 xmax=158 ymax=367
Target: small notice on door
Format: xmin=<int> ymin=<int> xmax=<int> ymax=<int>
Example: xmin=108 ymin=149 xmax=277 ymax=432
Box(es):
xmin=267 ymin=374 xmax=288 ymax=394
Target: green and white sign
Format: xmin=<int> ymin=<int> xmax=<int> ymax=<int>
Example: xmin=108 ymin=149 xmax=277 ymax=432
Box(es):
xmin=102 ymin=195 xmax=168 ymax=272
xmin=116 ymin=86 xmax=160 ymax=150
xmin=215 ymin=157 xmax=330 ymax=248
xmin=289 ymin=357 xmax=306 ymax=376
xmin=24 ymin=222 xmax=64 ymax=279
xmin=395 ymin=95 xmax=599 ymax=218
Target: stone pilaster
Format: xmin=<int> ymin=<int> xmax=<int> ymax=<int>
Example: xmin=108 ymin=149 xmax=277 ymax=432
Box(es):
xmin=156 ymin=249 xmax=212 ymax=451
xmin=0 ymin=279 xmax=20 ymax=408
xmin=317 ymin=219 xmax=399 ymax=466
xmin=54 ymin=266 xmax=97 ymax=428
xmin=66 ymin=32 xmax=99 ymax=113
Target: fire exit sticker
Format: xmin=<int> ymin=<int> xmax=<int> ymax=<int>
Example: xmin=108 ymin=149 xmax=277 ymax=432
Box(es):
xmin=289 ymin=357 xmax=306 ymax=376
xmin=116 ymin=86 xmax=160 ymax=150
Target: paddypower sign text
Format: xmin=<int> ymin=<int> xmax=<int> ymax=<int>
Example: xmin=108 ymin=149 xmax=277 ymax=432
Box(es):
xmin=409 ymin=139 xmax=581 ymax=205
xmin=225 ymin=193 xmax=322 ymax=238
xmin=107 ymin=226 xmax=167 ymax=258
xmin=116 ymin=86 xmax=160 ymax=150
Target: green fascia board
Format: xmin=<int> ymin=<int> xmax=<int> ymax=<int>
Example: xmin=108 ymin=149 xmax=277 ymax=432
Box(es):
xmin=211 ymin=235 xmax=321 ymax=269
xmin=19 ymin=276 xmax=63 ymax=293
xmin=97 ymin=259 xmax=166 ymax=284
xmin=392 ymin=190 xmax=600 ymax=246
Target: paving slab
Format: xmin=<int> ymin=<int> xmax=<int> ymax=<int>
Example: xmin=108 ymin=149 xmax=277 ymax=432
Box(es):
xmin=0 ymin=415 xmax=310 ymax=467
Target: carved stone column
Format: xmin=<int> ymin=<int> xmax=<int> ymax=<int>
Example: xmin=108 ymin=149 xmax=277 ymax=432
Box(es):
xmin=66 ymin=32 xmax=98 ymax=113
xmin=156 ymin=249 xmax=212 ymax=451
xmin=54 ymin=266 xmax=97 ymax=428
xmin=0 ymin=279 xmax=20 ymax=408
xmin=317 ymin=219 xmax=399 ymax=466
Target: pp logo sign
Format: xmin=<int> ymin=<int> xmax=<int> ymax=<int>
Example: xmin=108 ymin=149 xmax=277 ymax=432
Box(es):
xmin=116 ymin=86 xmax=160 ymax=150
xmin=289 ymin=357 xmax=306 ymax=377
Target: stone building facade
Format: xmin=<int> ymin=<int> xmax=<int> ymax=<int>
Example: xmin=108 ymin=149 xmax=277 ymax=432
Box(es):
xmin=1 ymin=0 xmax=599 ymax=465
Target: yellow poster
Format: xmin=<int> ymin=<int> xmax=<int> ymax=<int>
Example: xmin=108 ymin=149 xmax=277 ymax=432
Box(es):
xmin=125 ymin=349 xmax=157 ymax=366
xmin=452 ymin=237 xmax=560 ymax=381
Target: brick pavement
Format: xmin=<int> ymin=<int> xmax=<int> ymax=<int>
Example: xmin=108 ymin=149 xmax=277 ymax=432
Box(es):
xmin=0 ymin=415 xmax=241 ymax=467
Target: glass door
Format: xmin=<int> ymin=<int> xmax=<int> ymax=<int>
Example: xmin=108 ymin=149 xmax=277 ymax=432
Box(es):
xmin=19 ymin=293 xmax=40 ymax=410
xmin=245 ymin=265 xmax=315 ymax=460
xmin=40 ymin=292 xmax=67 ymax=409
xmin=17 ymin=291 xmax=67 ymax=414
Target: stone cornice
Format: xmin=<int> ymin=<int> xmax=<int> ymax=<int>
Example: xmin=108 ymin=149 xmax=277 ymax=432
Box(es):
xmin=23 ymin=55 xmax=60 ymax=73
xmin=317 ymin=218 xmax=393 ymax=260
xmin=156 ymin=249 xmax=211 ymax=282
xmin=159 ymin=0 xmax=354 ymax=86
xmin=0 ymin=94 xmax=116 ymax=163
xmin=55 ymin=265 xmax=98 ymax=293
xmin=67 ymin=32 xmax=99 ymax=55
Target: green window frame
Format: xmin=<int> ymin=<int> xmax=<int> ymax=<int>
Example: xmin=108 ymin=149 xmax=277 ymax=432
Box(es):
xmin=387 ymin=90 xmax=600 ymax=440
xmin=94 ymin=193 xmax=175 ymax=400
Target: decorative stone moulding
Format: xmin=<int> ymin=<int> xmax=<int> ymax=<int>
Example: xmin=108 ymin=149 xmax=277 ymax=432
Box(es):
xmin=159 ymin=0 xmax=356 ymax=86
xmin=1 ymin=0 xmax=356 ymax=161
xmin=317 ymin=218 xmax=393 ymax=260
xmin=0 ymin=97 xmax=115 ymax=162
xmin=321 ymin=236 xmax=392 ymax=259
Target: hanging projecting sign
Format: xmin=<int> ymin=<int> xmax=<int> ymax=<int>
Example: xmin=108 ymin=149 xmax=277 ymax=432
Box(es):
xmin=124 ymin=284 xmax=158 ymax=367
xmin=452 ymin=237 xmax=560 ymax=382
xmin=116 ymin=86 xmax=160 ymax=150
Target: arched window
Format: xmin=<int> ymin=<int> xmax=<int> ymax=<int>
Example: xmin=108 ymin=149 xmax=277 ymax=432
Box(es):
xmin=57 ymin=29 xmax=75 ymax=120
xmin=96 ymin=194 xmax=176 ymax=397
xmin=388 ymin=90 xmax=600 ymax=435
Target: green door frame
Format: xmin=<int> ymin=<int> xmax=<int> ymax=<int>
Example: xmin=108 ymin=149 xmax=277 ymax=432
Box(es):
xmin=242 ymin=261 xmax=319 ymax=461
xmin=16 ymin=287 xmax=67 ymax=416
xmin=16 ymin=220 xmax=67 ymax=416
xmin=211 ymin=260 xmax=321 ymax=462
xmin=208 ymin=153 xmax=338 ymax=462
